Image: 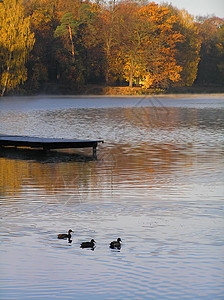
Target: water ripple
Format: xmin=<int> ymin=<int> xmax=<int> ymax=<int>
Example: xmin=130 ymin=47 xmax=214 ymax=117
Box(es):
xmin=0 ymin=96 xmax=224 ymax=299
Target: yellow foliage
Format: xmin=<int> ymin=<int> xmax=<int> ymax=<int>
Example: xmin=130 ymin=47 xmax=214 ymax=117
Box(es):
xmin=0 ymin=0 xmax=35 ymax=95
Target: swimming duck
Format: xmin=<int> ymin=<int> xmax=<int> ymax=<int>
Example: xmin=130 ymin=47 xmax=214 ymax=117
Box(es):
xmin=80 ymin=239 xmax=96 ymax=249
xmin=57 ymin=229 xmax=73 ymax=239
xmin=110 ymin=238 xmax=122 ymax=249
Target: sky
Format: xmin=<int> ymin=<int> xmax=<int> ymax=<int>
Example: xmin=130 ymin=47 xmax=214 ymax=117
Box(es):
xmin=154 ymin=0 xmax=224 ymax=18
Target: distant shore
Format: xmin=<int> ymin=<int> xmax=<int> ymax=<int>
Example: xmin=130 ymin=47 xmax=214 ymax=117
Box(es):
xmin=22 ymin=84 xmax=224 ymax=97
xmin=4 ymin=84 xmax=224 ymax=98
xmin=83 ymin=85 xmax=224 ymax=96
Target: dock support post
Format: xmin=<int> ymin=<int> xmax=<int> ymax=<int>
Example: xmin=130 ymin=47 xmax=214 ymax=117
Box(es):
xmin=93 ymin=145 xmax=97 ymax=158
xmin=43 ymin=146 xmax=50 ymax=152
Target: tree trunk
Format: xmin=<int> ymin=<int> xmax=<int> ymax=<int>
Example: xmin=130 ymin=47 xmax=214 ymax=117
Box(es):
xmin=129 ymin=57 xmax=134 ymax=88
xmin=1 ymin=69 xmax=9 ymax=96
xmin=105 ymin=61 xmax=110 ymax=85
xmin=68 ymin=25 xmax=75 ymax=63
xmin=105 ymin=45 xmax=111 ymax=85
xmin=1 ymin=53 xmax=11 ymax=97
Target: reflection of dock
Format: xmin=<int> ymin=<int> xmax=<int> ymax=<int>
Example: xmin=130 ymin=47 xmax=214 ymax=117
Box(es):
xmin=0 ymin=135 xmax=104 ymax=157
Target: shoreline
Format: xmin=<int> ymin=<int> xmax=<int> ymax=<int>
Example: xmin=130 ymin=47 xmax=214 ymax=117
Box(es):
xmin=4 ymin=83 xmax=224 ymax=98
xmin=1 ymin=93 xmax=224 ymax=99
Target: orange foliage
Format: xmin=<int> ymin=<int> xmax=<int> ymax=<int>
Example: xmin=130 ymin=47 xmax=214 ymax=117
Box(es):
xmin=2 ymin=0 xmax=207 ymax=94
xmin=109 ymin=2 xmax=184 ymax=88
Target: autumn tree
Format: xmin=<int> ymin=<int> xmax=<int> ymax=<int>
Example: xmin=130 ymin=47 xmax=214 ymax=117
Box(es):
xmin=54 ymin=0 xmax=81 ymax=21
xmin=113 ymin=2 xmax=183 ymax=88
xmin=164 ymin=5 xmax=202 ymax=86
xmin=2 ymin=0 xmax=222 ymax=95
xmin=98 ymin=3 xmax=121 ymax=85
xmin=0 ymin=0 xmax=35 ymax=96
xmin=140 ymin=4 xmax=183 ymax=89
xmin=110 ymin=1 xmax=141 ymax=86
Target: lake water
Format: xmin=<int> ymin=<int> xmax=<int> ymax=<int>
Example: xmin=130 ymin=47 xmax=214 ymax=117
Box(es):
xmin=0 ymin=95 xmax=224 ymax=299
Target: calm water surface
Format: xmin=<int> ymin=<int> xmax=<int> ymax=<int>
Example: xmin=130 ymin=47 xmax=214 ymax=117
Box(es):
xmin=0 ymin=95 xmax=224 ymax=299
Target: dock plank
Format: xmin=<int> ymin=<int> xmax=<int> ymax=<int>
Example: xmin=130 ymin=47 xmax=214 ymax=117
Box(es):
xmin=0 ymin=135 xmax=104 ymax=156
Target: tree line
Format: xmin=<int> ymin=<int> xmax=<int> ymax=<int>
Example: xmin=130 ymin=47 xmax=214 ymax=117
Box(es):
xmin=0 ymin=0 xmax=223 ymax=96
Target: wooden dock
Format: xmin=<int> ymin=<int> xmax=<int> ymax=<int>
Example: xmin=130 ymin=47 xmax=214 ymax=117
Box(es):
xmin=0 ymin=135 xmax=104 ymax=157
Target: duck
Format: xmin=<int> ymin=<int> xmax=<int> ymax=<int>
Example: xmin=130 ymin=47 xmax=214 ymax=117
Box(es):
xmin=80 ymin=239 xmax=96 ymax=249
xmin=57 ymin=229 xmax=73 ymax=239
xmin=110 ymin=238 xmax=122 ymax=249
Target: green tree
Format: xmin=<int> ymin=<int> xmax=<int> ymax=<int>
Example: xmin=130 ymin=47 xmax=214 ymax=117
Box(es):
xmin=196 ymin=16 xmax=224 ymax=85
xmin=54 ymin=3 xmax=101 ymax=90
xmin=76 ymin=3 xmax=102 ymax=84
xmin=54 ymin=12 xmax=85 ymax=90
xmin=24 ymin=0 xmax=58 ymax=93
xmin=54 ymin=13 xmax=79 ymax=63
xmin=0 ymin=0 xmax=35 ymax=96
xmin=216 ymin=23 xmax=224 ymax=80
